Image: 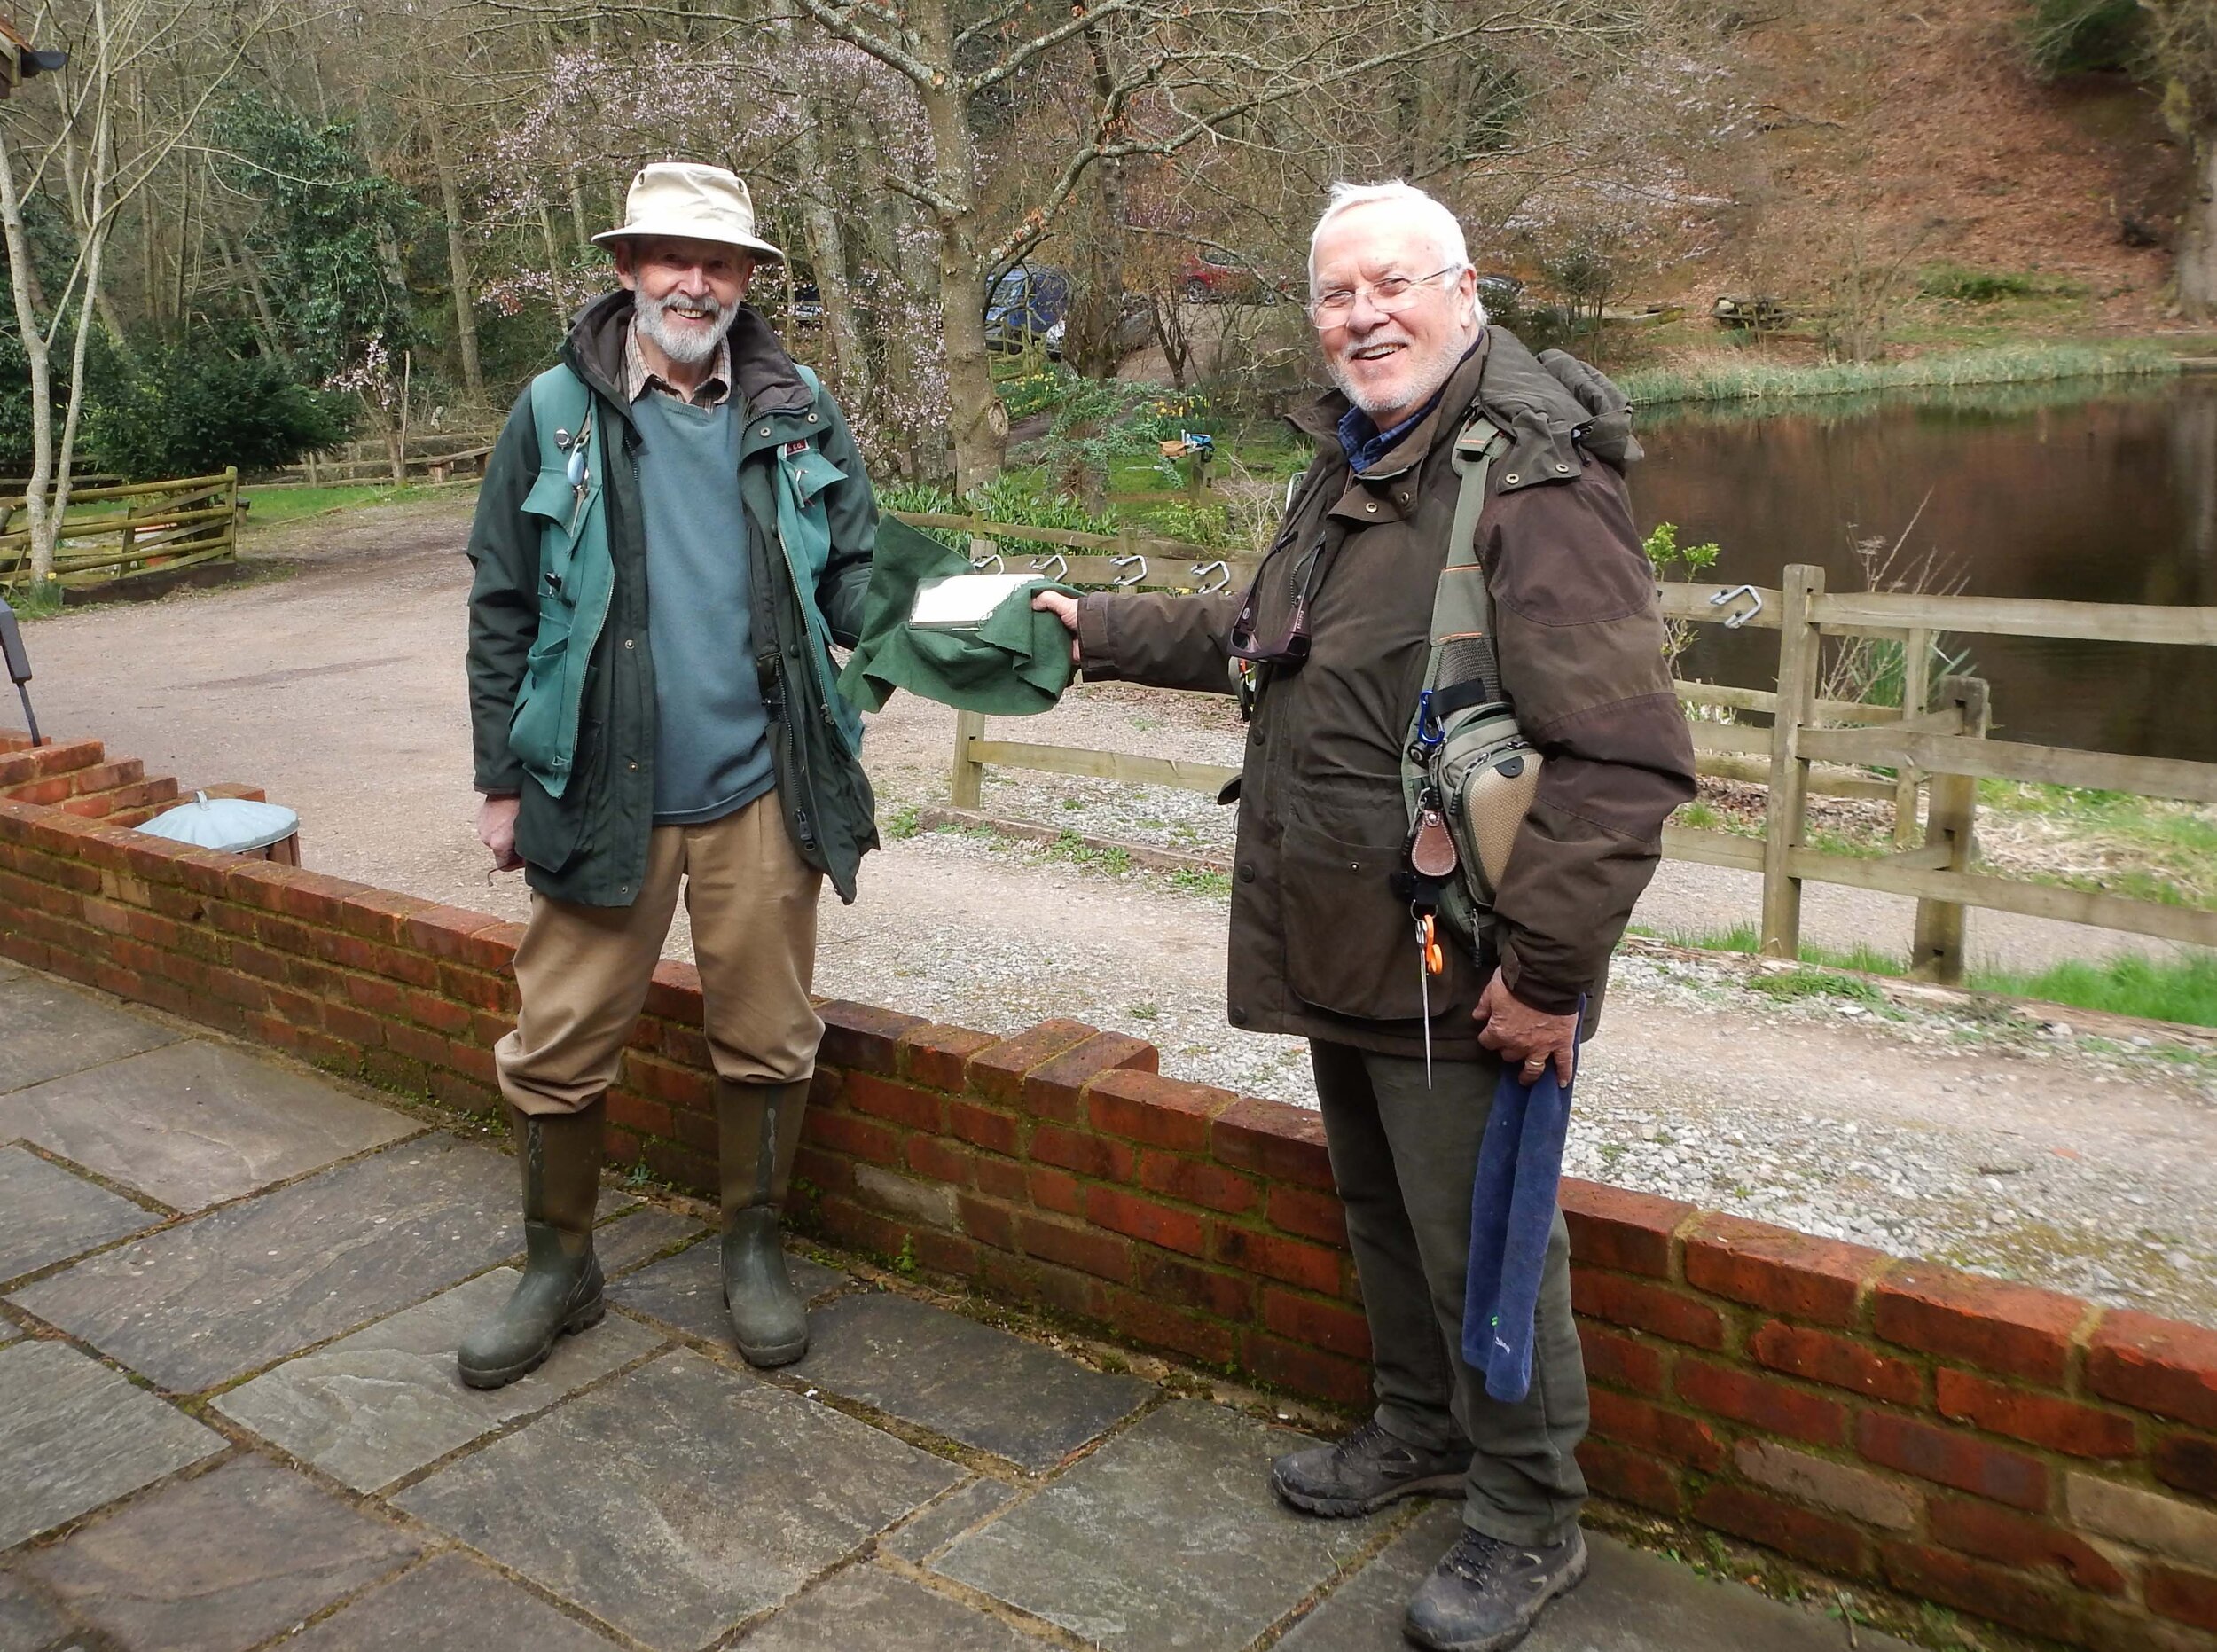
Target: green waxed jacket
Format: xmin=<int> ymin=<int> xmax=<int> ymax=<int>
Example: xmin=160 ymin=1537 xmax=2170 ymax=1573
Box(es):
xmin=465 ymin=292 xmax=880 ymax=907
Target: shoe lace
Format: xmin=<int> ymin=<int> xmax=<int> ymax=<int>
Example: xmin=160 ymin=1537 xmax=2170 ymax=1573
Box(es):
xmin=1333 ymin=1418 xmax=1399 ymax=1467
xmin=1443 ymin=1529 xmax=1517 ymax=1585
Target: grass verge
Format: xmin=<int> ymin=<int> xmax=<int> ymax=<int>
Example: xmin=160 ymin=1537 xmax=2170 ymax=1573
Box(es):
xmin=1641 ymin=921 xmax=2217 ymax=1029
xmin=239 ymin=481 xmax=474 ymax=528
xmin=1619 ymin=341 xmax=2178 ymax=408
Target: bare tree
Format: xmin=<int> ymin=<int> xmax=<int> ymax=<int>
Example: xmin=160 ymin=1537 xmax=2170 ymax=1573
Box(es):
xmin=2143 ymin=0 xmax=2217 ymax=317
xmin=0 ymin=0 xmax=289 ymax=581
xmin=787 ymin=0 xmax=1653 ymax=490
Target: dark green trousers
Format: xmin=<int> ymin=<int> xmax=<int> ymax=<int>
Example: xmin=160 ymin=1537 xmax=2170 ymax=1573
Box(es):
xmin=1310 ymin=1040 xmax=1589 ymax=1544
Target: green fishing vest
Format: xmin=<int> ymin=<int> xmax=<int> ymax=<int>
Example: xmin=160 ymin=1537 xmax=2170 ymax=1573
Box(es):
xmin=505 ymin=364 xmax=610 ymax=800
xmin=505 ymin=361 xmax=858 ymax=800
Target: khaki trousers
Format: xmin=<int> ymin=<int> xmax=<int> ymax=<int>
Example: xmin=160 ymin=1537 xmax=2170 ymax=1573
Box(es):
xmin=1311 ymin=1041 xmax=1589 ymax=1546
xmin=495 ymin=792 xmax=824 ymax=1117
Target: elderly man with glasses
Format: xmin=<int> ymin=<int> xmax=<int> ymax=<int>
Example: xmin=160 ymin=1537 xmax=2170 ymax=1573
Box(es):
xmin=1036 ymin=181 xmax=1694 ymax=1650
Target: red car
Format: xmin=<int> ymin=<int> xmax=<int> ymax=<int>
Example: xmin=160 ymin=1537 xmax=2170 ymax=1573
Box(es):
xmin=1179 ymin=247 xmax=1288 ymax=304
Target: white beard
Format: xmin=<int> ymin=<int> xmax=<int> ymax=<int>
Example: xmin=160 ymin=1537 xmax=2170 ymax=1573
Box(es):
xmin=636 ymin=289 xmax=736 ymax=364
xmin=1328 ymin=334 xmax=1467 ymax=421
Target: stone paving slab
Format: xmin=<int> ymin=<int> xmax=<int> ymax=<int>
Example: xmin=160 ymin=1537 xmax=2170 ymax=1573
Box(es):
xmin=0 ymin=975 xmax=177 ymax=1096
xmin=0 ymin=1319 xmax=18 ymax=1346
xmin=10 ymin=1134 xmax=518 ymax=1393
xmin=214 ymin=1267 xmax=666 ymax=1491
xmin=0 ymin=1147 xmax=156 ymax=1285
xmin=734 ymin=1564 xmax=1051 ymax=1650
xmin=791 ymin=1291 xmax=1150 ymax=1470
xmin=25 ymin=1455 xmax=422 ymax=1652
xmin=881 ymin=1478 xmax=1021 ymax=1564
xmin=396 ymin=1349 xmax=961 ymax=1652
xmin=607 ymin=1235 xmax=846 ymax=1344
xmin=0 ymin=1570 xmax=67 ymax=1652
xmin=270 ymin=1551 xmax=623 ymax=1652
xmin=593 ymin=1206 xmax=708 ymax=1276
xmin=0 ymin=1340 xmax=226 ymax=1550
xmin=0 ymin=1040 xmax=417 ymax=1212
xmin=935 ymin=1399 xmax=1382 ymax=1652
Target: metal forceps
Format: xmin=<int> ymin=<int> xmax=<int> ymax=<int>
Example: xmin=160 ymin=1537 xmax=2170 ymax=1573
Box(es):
xmin=561 ymin=411 xmax=597 ymax=535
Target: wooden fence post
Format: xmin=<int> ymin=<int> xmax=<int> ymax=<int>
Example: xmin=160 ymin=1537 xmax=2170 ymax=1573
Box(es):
xmin=950 ymin=710 xmax=987 ymax=809
xmin=1892 ymin=624 xmax=1931 ymax=847
xmin=1761 ymin=564 xmax=1825 ymax=959
xmin=1910 ymin=675 xmax=1989 ymax=985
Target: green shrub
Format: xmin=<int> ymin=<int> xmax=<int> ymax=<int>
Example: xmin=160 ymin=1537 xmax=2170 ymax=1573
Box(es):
xmin=1916 ymin=262 xmax=2084 ymax=304
xmin=876 ymin=476 xmax=1124 ymax=557
xmin=85 ymin=340 xmax=356 ymax=482
xmin=996 ymin=361 xmax=1078 ymax=423
xmin=2022 ymin=0 xmax=2143 ymax=77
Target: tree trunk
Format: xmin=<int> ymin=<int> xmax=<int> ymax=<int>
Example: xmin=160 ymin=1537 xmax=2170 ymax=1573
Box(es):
xmin=772 ymin=20 xmax=867 ymax=400
xmin=537 ymin=198 xmax=567 ymax=321
xmin=2181 ymin=121 xmax=2217 ymax=320
xmin=795 ymin=173 xmax=866 ymax=401
xmin=1064 ymin=24 xmax=1131 ymax=380
xmin=0 ymin=125 xmax=59 ymax=586
xmin=914 ymin=0 xmax=1001 ymax=492
xmin=217 ymin=225 xmax=289 ymax=361
xmin=424 ymin=101 xmax=484 ymax=403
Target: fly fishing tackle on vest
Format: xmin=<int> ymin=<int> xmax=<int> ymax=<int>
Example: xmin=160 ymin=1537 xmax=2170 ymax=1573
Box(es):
xmin=565 ymin=412 xmax=595 ymax=534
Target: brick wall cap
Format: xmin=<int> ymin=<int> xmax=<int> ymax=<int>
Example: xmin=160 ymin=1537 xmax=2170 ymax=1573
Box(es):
xmin=1025 ymin=1030 xmax=1158 ymax=1118
xmin=817 ymin=999 xmax=931 ymax=1076
xmin=1084 ymin=1066 xmax=1232 ymax=1147
xmin=897 ymin=1022 xmax=1000 ymax=1087
xmin=964 ymin=1017 xmax=1099 ymax=1100
xmin=1875 ymin=1264 xmax=2092 ymax=1385
xmin=1684 ymin=1210 xmax=1890 ymax=1325
xmin=2088 ymin=1310 xmax=2217 ymax=1430
xmin=1560 ymin=1179 xmax=1696 ymax=1279
xmin=1212 ymin=1094 xmax=1334 ymax=1190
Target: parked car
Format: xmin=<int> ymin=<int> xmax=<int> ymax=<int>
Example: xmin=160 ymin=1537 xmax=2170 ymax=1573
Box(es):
xmin=1179 ymin=246 xmax=1289 ymax=305
xmin=1475 ymin=271 xmax=1525 ymax=312
xmin=983 ymin=264 xmax=1071 ymax=355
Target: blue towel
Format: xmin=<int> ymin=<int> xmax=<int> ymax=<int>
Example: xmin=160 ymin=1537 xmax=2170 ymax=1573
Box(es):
xmin=1462 ymin=999 xmax=1585 ymax=1403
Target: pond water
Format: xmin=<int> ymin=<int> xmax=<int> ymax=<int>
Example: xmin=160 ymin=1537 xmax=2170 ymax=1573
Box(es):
xmin=1633 ymin=375 xmax=2217 ymax=763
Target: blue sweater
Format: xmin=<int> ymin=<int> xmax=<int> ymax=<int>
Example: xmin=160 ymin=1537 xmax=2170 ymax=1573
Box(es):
xmin=633 ymin=392 xmax=774 ymax=824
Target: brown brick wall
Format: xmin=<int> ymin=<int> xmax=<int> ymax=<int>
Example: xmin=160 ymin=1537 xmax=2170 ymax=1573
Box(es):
xmin=3 ymin=773 xmax=2213 ymax=1650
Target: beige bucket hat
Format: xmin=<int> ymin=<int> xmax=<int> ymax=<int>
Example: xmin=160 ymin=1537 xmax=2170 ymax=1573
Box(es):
xmin=592 ymin=162 xmax=785 ymax=262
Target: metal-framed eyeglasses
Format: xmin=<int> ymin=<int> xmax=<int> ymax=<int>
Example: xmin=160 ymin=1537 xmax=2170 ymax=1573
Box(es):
xmin=1307 ymin=264 xmax=1464 ymax=324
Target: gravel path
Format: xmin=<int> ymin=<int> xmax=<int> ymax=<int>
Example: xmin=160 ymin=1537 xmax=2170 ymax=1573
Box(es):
xmin=17 ymin=495 xmax=2214 ymax=1327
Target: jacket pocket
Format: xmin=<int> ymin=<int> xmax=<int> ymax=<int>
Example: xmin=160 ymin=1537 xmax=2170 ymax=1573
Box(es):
xmin=505 ymin=608 xmax=571 ymax=779
xmin=515 ymin=772 xmax=586 ymax=873
xmin=779 ymin=446 xmax=845 ymax=582
xmin=1280 ymin=820 xmax=1437 ymax=1022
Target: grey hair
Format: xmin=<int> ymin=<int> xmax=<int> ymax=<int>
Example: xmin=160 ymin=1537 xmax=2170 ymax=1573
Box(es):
xmin=1308 ymin=180 xmax=1485 ymax=328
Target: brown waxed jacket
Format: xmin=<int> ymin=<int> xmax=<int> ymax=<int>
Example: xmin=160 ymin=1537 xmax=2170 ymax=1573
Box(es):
xmin=1076 ymin=328 xmax=1696 ymax=1061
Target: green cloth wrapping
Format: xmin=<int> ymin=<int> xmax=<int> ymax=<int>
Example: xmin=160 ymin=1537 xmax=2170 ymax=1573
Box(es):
xmin=835 ymin=515 xmax=1079 ymax=716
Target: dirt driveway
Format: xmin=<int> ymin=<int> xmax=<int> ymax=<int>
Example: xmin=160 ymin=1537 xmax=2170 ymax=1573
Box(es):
xmin=15 ymin=495 xmax=2215 ymax=1327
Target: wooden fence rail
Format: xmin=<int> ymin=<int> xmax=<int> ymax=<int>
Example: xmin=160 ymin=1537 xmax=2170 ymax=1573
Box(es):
xmin=0 ymin=470 xmax=239 ymax=590
xmin=914 ymin=513 xmax=2217 ymax=980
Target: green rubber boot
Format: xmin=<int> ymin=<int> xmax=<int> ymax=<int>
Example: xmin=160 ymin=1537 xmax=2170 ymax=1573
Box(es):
xmin=458 ymin=1103 xmax=607 ymax=1390
xmin=717 ymin=1077 xmax=811 ymax=1367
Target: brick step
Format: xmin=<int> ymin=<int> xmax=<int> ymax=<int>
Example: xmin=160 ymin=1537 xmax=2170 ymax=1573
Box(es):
xmin=59 ymin=775 xmax=179 ymax=821
xmin=0 ymin=737 xmax=106 ymax=793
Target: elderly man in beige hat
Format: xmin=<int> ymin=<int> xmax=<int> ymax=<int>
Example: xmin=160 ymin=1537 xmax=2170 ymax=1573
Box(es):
xmin=458 ymin=162 xmax=883 ymax=1386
